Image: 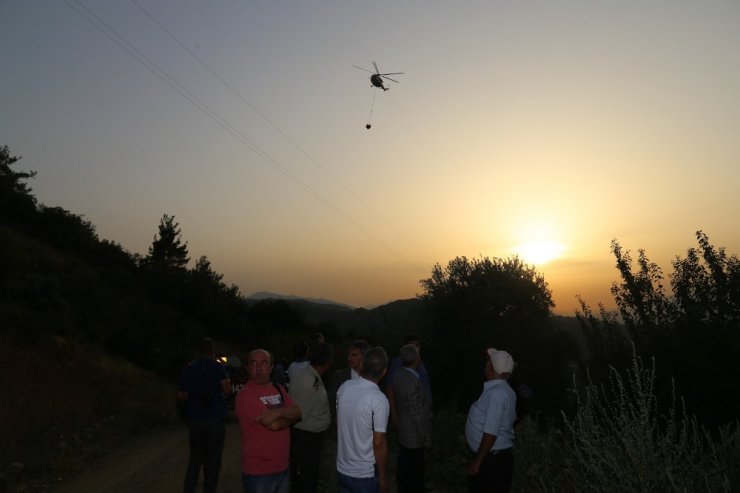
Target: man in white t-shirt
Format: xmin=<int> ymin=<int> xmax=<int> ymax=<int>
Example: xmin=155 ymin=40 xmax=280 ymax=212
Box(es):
xmin=336 ymin=346 xmax=390 ymax=493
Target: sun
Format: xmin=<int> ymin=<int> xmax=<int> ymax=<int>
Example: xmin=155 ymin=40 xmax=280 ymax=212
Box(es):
xmin=507 ymin=213 xmax=567 ymax=265
xmin=515 ymin=240 xmax=565 ymax=265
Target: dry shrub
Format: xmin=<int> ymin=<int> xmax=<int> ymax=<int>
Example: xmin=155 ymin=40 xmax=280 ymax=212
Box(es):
xmin=514 ymin=349 xmax=740 ymax=492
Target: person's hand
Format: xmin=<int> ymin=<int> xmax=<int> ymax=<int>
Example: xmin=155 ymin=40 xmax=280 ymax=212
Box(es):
xmin=379 ymin=475 xmax=389 ymax=493
xmin=257 ymin=408 xmax=281 ymax=428
xmin=467 ymin=460 xmax=481 ymax=476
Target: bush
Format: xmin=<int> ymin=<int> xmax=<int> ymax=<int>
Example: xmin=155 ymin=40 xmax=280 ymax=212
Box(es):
xmin=426 ymin=409 xmax=470 ymax=492
xmin=514 ymin=349 xmax=740 ymax=492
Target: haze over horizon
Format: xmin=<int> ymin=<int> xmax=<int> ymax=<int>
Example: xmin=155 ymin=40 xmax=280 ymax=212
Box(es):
xmin=2 ymin=1 xmax=739 ymax=315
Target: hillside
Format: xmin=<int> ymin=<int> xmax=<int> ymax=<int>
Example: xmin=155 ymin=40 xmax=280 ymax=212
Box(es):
xmin=1 ymin=334 xmax=176 ymax=492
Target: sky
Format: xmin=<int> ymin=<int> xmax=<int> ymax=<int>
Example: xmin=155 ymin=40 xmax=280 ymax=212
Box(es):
xmin=2 ymin=1 xmax=740 ymax=314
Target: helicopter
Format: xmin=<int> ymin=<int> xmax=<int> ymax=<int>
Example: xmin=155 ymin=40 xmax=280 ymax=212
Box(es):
xmin=352 ymin=61 xmax=404 ymax=91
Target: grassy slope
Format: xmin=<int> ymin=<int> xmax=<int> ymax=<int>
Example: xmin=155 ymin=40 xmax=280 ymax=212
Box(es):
xmin=1 ymin=335 xmax=176 ymax=492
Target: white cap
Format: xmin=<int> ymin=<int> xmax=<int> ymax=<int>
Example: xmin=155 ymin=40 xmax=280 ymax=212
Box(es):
xmin=487 ymin=347 xmax=514 ymax=374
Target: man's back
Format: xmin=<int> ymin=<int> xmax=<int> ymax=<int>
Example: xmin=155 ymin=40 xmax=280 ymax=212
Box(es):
xmin=336 ymin=377 xmax=389 ymax=478
xmin=394 ymin=367 xmax=432 ymax=449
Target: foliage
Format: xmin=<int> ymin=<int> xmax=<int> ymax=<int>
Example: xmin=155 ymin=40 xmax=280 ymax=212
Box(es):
xmin=574 ymin=296 xmax=631 ymax=383
xmin=145 ymin=214 xmax=190 ymax=269
xmin=580 ymin=232 xmax=740 ymax=426
xmin=2 ymin=146 xmax=270 ymax=377
xmin=611 ymin=239 xmax=675 ymax=338
xmin=671 ymin=231 xmax=740 ymax=327
xmin=425 ymin=409 xmax=470 ymax=492
xmin=418 ymin=255 xmax=576 ymax=416
xmin=514 ymin=349 xmax=740 ymax=492
xmin=0 ymin=145 xmax=38 ymax=226
xmin=34 ymin=206 xmax=100 ymax=256
xmin=0 ymin=145 xmax=36 ymax=195
xmin=420 ymin=255 xmax=553 ymax=324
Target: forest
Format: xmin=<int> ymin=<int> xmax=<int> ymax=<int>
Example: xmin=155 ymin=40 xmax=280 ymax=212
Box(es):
xmin=2 ymin=144 xmax=739 ymax=491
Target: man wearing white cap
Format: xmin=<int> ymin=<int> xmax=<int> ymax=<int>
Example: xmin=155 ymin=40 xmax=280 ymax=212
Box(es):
xmin=464 ymin=348 xmax=517 ymax=493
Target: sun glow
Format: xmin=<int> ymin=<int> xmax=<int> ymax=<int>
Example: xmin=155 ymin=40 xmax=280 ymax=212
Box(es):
xmin=515 ymin=241 xmax=565 ymax=265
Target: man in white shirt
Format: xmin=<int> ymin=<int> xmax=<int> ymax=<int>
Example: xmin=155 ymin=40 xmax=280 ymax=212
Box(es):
xmin=327 ymin=340 xmax=371 ymax=440
xmin=465 ymin=348 xmax=517 ymax=493
xmin=336 ymin=346 xmax=390 ymax=493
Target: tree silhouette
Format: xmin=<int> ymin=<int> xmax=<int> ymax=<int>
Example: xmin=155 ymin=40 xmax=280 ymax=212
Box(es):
xmin=584 ymin=232 xmax=740 ymax=426
xmin=420 ymin=255 xmax=554 ymax=326
xmin=0 ymin=145 xmax=38 ymax=225
xmin=418 ymin=255 xmax=573 ymax=413
xmin=146 ymin=214 xmax=189 ymax=269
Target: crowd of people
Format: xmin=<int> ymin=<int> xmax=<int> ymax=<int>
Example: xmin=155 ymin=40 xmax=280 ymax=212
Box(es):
xmin=176 ymin=335 xmax=519 ymax=493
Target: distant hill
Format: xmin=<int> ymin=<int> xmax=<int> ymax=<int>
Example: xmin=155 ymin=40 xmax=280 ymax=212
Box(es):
xmin=246 ymin=291 xmax=356 ymax=310
xmin=243 ymin=294 xmax=585 ymax=350
xmin=243 ymin=293 xmax=429 ymax=343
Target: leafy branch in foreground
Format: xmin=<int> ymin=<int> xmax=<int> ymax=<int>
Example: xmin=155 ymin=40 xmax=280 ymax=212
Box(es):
xmin=557 ymin=348 xmax=739 ymax=492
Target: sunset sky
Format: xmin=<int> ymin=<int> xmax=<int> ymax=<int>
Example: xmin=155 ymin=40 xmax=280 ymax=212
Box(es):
xmin=2 ymin=1 xmax=739 ymax=314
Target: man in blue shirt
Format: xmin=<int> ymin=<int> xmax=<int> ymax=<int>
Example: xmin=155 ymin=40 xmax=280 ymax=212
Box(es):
xmin=177 ymin=338 xmax=232 ymax=493
xmin=465 ymin=348 xmax=517 ymax=493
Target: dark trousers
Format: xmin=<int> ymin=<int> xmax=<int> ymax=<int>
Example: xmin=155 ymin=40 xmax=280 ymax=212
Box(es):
xmin=184 ymin=418 xmax=226 ymax=493
xmin=469 ymin=449 xmax=513 ymax=493
xmin=396 ymin=445 xmax=425 ymax=493
xmin=290 ymin=428 xmax=326 ymax=493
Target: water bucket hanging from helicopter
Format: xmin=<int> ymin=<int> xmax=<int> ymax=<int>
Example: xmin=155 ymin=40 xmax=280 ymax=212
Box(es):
xmin=353 ymin=61 xmax=404 ymax=129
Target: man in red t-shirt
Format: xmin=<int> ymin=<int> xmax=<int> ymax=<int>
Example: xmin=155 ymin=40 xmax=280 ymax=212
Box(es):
xmin=236 ymin=349 xmax=302 ymax=493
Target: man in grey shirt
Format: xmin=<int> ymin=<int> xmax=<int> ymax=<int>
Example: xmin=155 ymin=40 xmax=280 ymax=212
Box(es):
xmin=393 ymin=344 xmax=432 ymax=493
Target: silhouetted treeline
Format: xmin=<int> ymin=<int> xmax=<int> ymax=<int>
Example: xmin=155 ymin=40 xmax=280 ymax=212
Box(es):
xmin=576 ymin=233 xmax=740 ymax=427
xmin=0 ymin=145 xmax=320 ymax=377
xmin=3 ymin=144 xmax=739 ymax=428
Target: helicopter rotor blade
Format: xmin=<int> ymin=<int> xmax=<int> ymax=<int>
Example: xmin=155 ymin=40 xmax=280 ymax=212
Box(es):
xmin=372 ymin=61 xmax=380 ymax=74
xmin=352 ymin=65 xmax=374 ymax=73
xmin=380 ymin=75 xmax=400 ymax=83
xmin=380 ymin=72 xmax=404 ymax=76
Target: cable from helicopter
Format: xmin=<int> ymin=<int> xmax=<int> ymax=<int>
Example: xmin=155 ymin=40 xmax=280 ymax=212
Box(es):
xmin=353 ymin=61 xmax=404 ymax=130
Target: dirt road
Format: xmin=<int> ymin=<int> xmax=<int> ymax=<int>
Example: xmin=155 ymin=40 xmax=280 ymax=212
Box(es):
xmin=54 ymin=420 xmax=244 ymax=493
xmin=51 ymin=419 xmax=423 ymax=493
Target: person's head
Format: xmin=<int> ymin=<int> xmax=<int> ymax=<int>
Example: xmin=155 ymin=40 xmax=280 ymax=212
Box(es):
xmin=486 ymin=347 xmax=515 ymax=379
xmin=403 ymin=334 xmax=421 ymax=354
xmin=399 ymin=343 xmax=420 ymax=368
xmin=292 ymin=340 xmax=309 ymax=361
xmin=200 ymin=337 xmax=216 ymax=357
xmin=247 ymin=349 xmax=274 ymax=385
xmin=360 ymin=346 xmax=388 ymax=382
xmin=347 ymin=339 xmax=370 ymax=372
xmin=308 ymin=332 xmax=325 ymax=345
xmin=308 ymin=342 xmax=334 ymax=374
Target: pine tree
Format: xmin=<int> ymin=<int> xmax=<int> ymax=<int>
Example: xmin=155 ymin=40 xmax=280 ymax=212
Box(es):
xmin=146 ymin=214 xmax=190 ymax=269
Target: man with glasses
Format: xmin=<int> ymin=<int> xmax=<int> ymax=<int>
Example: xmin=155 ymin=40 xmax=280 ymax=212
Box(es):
xmin=236 ymin=349 xmax=302 ymax=493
